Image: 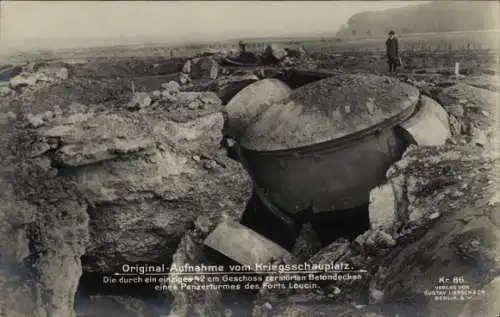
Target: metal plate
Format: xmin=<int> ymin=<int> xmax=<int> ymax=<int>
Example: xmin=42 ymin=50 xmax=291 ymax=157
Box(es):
xmin=241 ymin=73 xmax=420 ymax=151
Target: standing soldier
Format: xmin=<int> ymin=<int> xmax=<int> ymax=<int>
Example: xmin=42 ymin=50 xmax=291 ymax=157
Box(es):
xmin=386 ymin=30 xmax=400 ymax=75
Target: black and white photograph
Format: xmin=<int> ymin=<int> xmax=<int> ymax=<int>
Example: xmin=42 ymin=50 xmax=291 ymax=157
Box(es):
xmin=0 ymin=1 xmax=499 ymax=317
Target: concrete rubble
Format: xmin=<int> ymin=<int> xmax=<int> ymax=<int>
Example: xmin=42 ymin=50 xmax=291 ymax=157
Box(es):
xmin=9 ymin=66 xmax=70 ymax=90
xmin=250 ymin=142 xmax=500 ymax=317
xmin=0 ymin=62 xmax=252 ymax=317
xmin=166 ymin=216 xmax=238 ymax=317
xmin=265 ymin=44 xmax=288 ymax=62
xmin=182 ymin=57 xmax=220 ymax=80
xmin=0 ymin=119 xmax=89 ymax=317
xmin=398 ymin=95 xmax=451 ymax=146
xmin=0 ymin=85 xmax=12 ymax=97
xmin=436 ymin=83 xmax=498 ymax=147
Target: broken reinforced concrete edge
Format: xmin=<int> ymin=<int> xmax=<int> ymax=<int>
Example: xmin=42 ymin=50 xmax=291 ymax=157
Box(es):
xmin=398 ymin=95 xmax=451 ymax=146
xmin=204 ymin=220 xmax=294 ymax=270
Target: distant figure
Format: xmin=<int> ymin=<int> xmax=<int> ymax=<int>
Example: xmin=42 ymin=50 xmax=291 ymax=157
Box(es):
xmin=385 ymin=30 xmax=400 ymax=75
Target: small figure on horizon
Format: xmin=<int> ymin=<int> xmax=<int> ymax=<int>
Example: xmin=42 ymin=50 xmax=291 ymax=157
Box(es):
xmin=386 ymin=30 xmax=400 ymax=75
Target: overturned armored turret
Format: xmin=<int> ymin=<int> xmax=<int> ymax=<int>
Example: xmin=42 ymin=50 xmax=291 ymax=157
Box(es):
xmin=240 ymin=73 xmax=420 ymax=214
xmin=210 ymin=71 xmax=450 ymax=255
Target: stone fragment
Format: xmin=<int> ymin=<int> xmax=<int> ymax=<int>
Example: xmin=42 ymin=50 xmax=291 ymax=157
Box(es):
xmin=399 ymin=96 xmax=451 ymax=146
xmin=24 ymin=113 xmax=45 ymax=128
xmin=151 ymin=90 xmax=161 ymax=100
xmin=0 ymin=86 xmax=11 ymax=97
xmin=369 ymin=183 xmax=398 ymax=233
xmin=182 ymin=59 xmax=192 ymax=74
xmin=266 ymin=44 xmax=288 ymax=61
xmin=55 ymin=67 xmax=69 ymax=80
xmin=127 ymin=92 xmax=152 ymax=110
xmin=190 ymin=57 xmax=220 ymax=80
xmin=179 ymin=72 xmax=191 ymax=85
xmin=162 ymin=81 xmax=180 ymax=95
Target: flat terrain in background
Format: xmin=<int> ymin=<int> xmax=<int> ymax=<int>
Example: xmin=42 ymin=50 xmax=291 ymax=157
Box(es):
xmin=1 ymin=29 xmax=498 ymax=65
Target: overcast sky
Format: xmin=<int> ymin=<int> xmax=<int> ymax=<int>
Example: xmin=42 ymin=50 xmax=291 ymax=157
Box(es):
xmin=0 ymin=1 xmax=426 ymax=49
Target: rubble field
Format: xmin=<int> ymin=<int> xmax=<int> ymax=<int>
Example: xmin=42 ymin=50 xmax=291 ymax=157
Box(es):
xmin=0 ymin=46 xmax=499 ymax=317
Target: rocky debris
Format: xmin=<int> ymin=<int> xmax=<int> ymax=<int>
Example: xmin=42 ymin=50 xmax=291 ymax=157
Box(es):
xmin=36 ymin=112 xmax=156 ymax=167
xmin=265 ymin=44 xmax=288 ymax=62
xmin=78 ymin=112 xmax=249 ymax=272
xmin=352 ymin=230 xmax=396 ymax=256
xmin=125 ymin=86 xmax=222 ymax=122
xmin=279 ymin=57 xmax=295 ymax=67
xmin=2 ymin=49 xmax=497 ymax=317
xmin=290 ymin=223 xmax=322 ymax=263
xmin=162 ymin=81 xmax=181 ymax=95
xmin=0 ymin=149 xmax=89 ymax=317
xmin=159 ymin=91 xmax=223 ymax=122
xmin=10 ymin=72 xmax=50 ymax=89
xmin=182 ymin=60 xmax=191 ymax=74
xmin=299 ymin=58 xmax=319 ymax=70
xmin=24 ymin=112 xmax=47 ymax=128
xmin=0 ymin=85 xmax=12 ymax=97
xmin=212 ymin=74 xmax=260 ymax=104
xmin=398 ymin=95 xmax=451 ymax=147
xmin=55 ymin=67 xmax=69 ymax=80
xmin=165 ymin=213 xmax=243 ymax=317
xmin=184 ymin=57 xmax=220 ymax=80
xmin=152 ymin=90 xmax=162 ymax=100
xmin=436 ymin=83 xmax=498 ymax=147
xmin=165 ymin=231 xmax=229 ymax=317
xmin=253 ymin=142 xmax=499 ymax=317
xmin=179 ymin=72 xmax=192 ymax=85
xmin=369 ymin=184 xmax=399 ymax=233
xmin=127 ymin=92 xmax=153 ymax=110
xmin=367 ymin=144 xmax=500 ymax=316
xmin=9 ymin=67 xmax=70 ymax=90
xmin=5 ymin=80 xmax=249 ymax=276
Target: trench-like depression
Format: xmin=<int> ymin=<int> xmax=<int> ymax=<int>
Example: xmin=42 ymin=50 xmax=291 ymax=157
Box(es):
xmin=75 ymin=67 xmax=416 ymax=316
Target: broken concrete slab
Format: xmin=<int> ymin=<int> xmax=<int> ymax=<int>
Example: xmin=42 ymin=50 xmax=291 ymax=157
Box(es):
xmin=369 ymin=183 xmax=398 ymax=233
xmin=39 ymin=113 xmax=157 ymax=167
xmin=223 ymin=78 xmax=291 ymax=141
xmin=204 ymin=220 xmax=294 ymax=269
xmin=398 ymin=95 xmax=451 ymax=146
